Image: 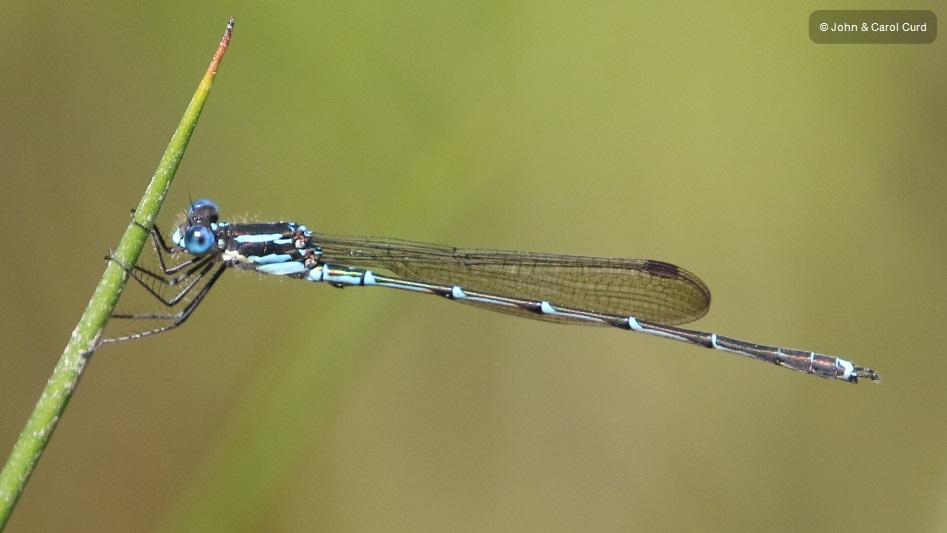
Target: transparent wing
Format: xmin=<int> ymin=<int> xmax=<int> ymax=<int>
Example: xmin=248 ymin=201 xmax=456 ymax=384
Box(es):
xmin=313 ymin=233 xmax=711 ymax=325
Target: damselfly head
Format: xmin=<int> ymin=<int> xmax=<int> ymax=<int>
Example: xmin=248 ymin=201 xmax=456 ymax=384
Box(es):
xmin=187 ymin=199 xmax=220 ymax=227
xmin=171 ymin=199 xmax=221 ymax=254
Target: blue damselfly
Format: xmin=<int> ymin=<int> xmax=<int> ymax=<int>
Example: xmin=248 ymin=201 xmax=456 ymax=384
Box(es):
xmin=103 ymin=200 xmax=879 ymax=384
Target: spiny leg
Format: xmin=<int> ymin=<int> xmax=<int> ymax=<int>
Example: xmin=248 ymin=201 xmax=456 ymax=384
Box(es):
xmin=99 ymin=209 xmax=226 ymax=344
xmin=129 ymin=213 xmax=201 ymax=275
xmin=100 ymin=263 xmax=227 ymax=345
xmin=108 ymin=254 xmax=219 ymax=306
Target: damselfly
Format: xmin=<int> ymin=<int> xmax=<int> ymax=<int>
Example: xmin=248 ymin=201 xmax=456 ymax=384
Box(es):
xmin=103 ymin=200 xmax=879 ymax=384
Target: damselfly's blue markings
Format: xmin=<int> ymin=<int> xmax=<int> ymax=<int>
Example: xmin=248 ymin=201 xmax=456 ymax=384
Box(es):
xmin=256 ymin=262 xmax=307 ymax=276
xmin=104 ymin=200 xmax=879 ymax=384
xmin=249 ymin=254 xmax=294 ymax=265
xmin=234 ymin=233 xmax=285 ymax=244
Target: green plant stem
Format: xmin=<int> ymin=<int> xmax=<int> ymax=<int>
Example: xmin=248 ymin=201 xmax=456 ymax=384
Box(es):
xmin=0 ymin=18 xmax=234 ymax=530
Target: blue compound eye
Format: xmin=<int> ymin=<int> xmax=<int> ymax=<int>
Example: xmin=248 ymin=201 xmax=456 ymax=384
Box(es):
xmin=183 ymin=225 xmax=216 ymax=255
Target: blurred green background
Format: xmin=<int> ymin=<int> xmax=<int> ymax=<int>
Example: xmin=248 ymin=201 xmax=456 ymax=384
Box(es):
xmin=1 ymin=2 xmax=945 ymax=532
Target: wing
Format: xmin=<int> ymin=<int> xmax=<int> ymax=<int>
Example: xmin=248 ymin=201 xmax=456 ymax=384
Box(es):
xmin=312 ymin=233 xmax=711 ymax=326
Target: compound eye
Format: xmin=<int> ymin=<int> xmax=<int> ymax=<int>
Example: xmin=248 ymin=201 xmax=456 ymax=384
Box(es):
xmin=183 ymin=225 xmax=216 ymax=255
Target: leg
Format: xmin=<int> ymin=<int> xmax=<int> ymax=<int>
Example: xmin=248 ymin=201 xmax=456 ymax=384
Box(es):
xmin=108 ymin=254 xmax=219 ymax=306
xmin=99 ymin=263 xmax=227 ymax=345
xmin=128 ymin=213 xmax=197 ymax=275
